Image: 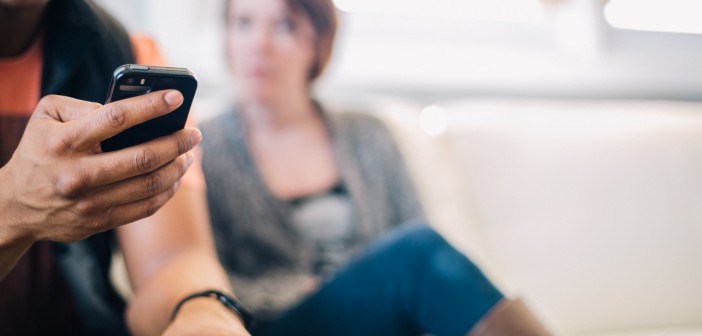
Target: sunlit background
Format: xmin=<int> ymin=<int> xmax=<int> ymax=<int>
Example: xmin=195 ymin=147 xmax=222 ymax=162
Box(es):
xmin=97 ymin=0 xmax=702 ymax=118
xmin=97 ymin=1 xmax=702 ymax=335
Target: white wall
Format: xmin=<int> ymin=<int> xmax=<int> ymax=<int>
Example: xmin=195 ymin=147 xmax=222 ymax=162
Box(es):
xmin=94 ymin=0 xmax=702 ymax=118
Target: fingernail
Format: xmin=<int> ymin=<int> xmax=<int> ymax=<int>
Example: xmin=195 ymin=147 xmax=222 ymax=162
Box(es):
xmin=185 ymin=151 xmax=195 ymax=166
xmin=164 ymin=91 xmax=183 ymax=107
xmin=191 ymin=129 xmax=202 ymax=146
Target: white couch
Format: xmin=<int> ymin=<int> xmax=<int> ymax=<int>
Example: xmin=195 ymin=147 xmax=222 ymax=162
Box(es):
xmin=355 ymin=97 xmax=702 ymax=336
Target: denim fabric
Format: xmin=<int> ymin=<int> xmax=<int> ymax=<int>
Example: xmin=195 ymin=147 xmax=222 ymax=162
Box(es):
xmin=252 ymin=223 xmax=503 ymax=336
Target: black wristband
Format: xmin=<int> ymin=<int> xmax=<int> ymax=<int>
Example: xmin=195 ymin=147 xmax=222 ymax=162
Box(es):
xmin=171 ymin=290 xmax=254 ymax=330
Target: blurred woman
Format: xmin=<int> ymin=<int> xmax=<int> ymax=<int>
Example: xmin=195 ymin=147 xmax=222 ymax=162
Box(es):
xmin=200 ymin=0 xmax=551 ymax=334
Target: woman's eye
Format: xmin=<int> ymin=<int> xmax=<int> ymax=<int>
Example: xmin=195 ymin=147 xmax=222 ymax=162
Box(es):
xmin=274 ymin=18 xmax=296 ymax=33
xmin=232 ymin=16 xmax=252 ymax=31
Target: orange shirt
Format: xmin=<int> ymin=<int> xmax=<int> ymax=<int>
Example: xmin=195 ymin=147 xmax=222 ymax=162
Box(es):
xmin=0 ymin=33 xmax=43 ymax=116
xmin=0 ymin=34 xmax=44 ymax=164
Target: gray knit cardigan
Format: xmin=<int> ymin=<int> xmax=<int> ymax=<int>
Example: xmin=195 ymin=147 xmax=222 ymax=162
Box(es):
xmin=199 ymin=106 xmax=424 ymax=317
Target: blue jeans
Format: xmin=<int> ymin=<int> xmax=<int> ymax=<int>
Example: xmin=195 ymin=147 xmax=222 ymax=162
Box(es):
xmin=251 ymin=223 xmax=503 ymax=336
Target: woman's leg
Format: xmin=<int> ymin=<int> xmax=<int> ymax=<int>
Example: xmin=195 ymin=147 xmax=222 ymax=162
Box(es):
xmin=253 ymin=222 xmax=503 ymax=336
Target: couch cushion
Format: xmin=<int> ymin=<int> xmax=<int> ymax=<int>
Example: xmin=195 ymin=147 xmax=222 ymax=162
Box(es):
xmin=580 ymin=327 xmax=702 ymax=336
xmin=431 ymin=99 xmax=702 ymax=334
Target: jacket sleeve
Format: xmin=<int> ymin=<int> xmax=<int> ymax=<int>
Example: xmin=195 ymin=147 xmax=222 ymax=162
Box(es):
xmin=360 ymin=114 xmax=426 ymax=226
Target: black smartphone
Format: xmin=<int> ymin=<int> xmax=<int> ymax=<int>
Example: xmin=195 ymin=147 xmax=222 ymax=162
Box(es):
xmin=100 ymin=64 xmax=198 ymax=152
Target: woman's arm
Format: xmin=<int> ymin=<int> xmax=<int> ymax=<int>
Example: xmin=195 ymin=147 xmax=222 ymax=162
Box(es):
xmin=117 ymin=183 xmax=248 ymax=336
xmin=117 ymin=34 xmax=248 ymax=336
xmin=366 ymin=115 xmax=425 ymax=224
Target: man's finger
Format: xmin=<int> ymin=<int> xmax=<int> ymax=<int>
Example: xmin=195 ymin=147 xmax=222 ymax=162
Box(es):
xmin=102 ymin=182 xmax=181 ymax=231
xmin=35 ymin=95 xmax=102 ymax=123
xmin=82 ymin=152 xmax=193 ymax=210
xmin=71 ymin=90 xmax=184 ymax=150
xmin=76 ymin=127 xmax=201 ymax=188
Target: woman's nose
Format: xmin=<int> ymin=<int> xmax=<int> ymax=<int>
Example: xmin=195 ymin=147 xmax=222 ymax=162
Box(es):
xmin=250 ymin=27 xmax=273 ymax=54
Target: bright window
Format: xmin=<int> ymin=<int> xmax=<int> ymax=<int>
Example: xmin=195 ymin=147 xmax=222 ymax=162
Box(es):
xmin=332 ymin=0 xmax=543 ymax=24
xmin=605 ymin=0 xmax=702 ymax=34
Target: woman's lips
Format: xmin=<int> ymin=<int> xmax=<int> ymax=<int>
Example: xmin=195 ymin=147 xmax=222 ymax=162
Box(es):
xmin=247 ymin=65 xmax=271 ymax=78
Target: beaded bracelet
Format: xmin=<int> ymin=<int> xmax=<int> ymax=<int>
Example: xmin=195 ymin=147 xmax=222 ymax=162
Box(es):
xmin=171 ymin=289 xmax=254 ymax=330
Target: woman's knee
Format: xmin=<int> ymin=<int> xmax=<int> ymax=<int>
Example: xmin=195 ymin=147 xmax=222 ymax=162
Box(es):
xmin=391 ymin=222 xmax=490 ymax=285
xmin=388 ymin=221 xmax=452 ymax=258
xmin=358 ymin=221 xmax=487 ymax=283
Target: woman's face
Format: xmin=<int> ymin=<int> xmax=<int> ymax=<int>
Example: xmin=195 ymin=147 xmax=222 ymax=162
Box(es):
xmin=227 ymin=0 xmax=316 ymax=103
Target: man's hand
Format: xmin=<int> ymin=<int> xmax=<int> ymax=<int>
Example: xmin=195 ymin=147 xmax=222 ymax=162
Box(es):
xmin=0 ymin=90 xmax=200 ymax=278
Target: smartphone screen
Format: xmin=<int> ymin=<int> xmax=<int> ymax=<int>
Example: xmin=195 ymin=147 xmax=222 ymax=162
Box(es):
xmin=100 ymin=64 xmax=198 ymax=152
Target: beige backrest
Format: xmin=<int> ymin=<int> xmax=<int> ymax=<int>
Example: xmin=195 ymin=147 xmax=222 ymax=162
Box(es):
xmin=374 ymin=98 xmax=702 ymax=335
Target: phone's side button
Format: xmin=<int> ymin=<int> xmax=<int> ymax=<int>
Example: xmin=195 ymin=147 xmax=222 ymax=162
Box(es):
xmin=131 ymin=65 xmax=150 ymax=71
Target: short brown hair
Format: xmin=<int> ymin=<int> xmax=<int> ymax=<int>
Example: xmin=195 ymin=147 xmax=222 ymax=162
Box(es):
xmin=226 ymin=0 xmax=338 ymax=81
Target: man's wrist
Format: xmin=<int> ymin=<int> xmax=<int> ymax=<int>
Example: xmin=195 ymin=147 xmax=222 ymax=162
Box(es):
xmin=0 ymin=218 xmax=34 ymax=256
xmin=0 ymin=166 xmax=36 ymax=279
xmin=0 ymin=165 xmax=34 ymax=250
